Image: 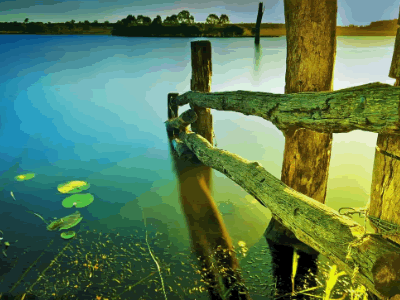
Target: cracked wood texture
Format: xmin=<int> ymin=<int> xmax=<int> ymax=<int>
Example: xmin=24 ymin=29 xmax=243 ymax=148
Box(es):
xmin=190 ymin=41 xmax=213 ymax=186
xmin=368 ymin=13 xmax=400 ymax=250
xmin=164 ymin=123 xmax=400 ymax=299
xmin=265 ymin=0 xmax=336 ymax=289
xmin=173 ymin=82 xmax=400 ymax=136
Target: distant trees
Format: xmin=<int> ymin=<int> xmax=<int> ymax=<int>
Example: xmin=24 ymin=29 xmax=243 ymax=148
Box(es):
xmin=206 ymin=14 xmax=230 ymax=25
xmin=24 ymin=22 xmax=48 ymax=34
xmin=83 ymin=20 xmax=90 ymax=30
xmin=206 ymin=14 xmax=219 ymax=25
xmin=151 ymin=15 xmax=162 ymax=26
xmin=137 ymin=15 xmax=152 ymax=25
xmin=65 ymin=20 xmax=75 ymax=30
xmin=0 ymin=10 xmax=235 ymax=36
xmin=111 ymin=11 xmax=235 ymax=37
xmin=219 ymin=14 xmax=230 ymax=24
xmin=177 ymin=10 xmax=195 ymax=24
xmin=164 ymin=14 xmax=179 ymax=25
xmin=222 ymin=25 xmax=244 ymax=37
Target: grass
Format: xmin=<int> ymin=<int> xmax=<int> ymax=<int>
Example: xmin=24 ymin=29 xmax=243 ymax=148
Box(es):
xmin=0 ymin=231 xmax=375 ymax=300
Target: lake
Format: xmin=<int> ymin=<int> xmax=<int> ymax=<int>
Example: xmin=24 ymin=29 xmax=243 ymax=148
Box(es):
xmin=0 ymin=34 xmax=396 ymax=298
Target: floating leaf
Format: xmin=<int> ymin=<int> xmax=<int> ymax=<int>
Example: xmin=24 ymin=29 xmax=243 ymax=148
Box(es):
xmin=57 ymin=181 xmax=90 ymax=194
xmin=62 ymin=193 xmax=94 ymax=208
xmin=47 ymin=211 xmax=83 ymax=231
xmin=14 ymin=173 xmax=35 ymax=181
xmin=60 ymin=231 xmax=76 ymax=240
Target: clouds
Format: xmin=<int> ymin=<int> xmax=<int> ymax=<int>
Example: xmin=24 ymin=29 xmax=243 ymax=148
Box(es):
xmin=0 ymin=0 xmax=63 ymax=11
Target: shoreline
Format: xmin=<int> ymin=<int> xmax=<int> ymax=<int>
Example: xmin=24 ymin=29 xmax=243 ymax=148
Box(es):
xmin=0 ymin=32 xmax=396 ymax=37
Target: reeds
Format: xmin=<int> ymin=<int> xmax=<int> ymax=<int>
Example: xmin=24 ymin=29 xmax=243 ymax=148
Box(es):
xmin=6 ymin=230 xmax=374 ymax=300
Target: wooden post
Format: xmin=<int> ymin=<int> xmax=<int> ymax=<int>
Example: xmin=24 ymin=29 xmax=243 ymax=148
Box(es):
xmin=369 ymin=6 xmax=400 ymax=246
xmin=368 ymin=6 xmax=400 ymax=299
xmin=168 ymin=41 xmax=251 ymax=299
xmin=190 ymin=41 xmax=213 ymax=188
xmin=255 ymin=2 xmax=264 ymax=45
xmin=264 ymin=0 xmax=337 ymax=296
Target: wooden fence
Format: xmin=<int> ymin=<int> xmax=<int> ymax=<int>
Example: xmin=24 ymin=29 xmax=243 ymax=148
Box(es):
xmin=165 ymin=39 xmax=400 ymax=300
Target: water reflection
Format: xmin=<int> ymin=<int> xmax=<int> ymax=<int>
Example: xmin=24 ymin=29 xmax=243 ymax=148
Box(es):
xmin=252 ymin=43 xmax=263 ymax=82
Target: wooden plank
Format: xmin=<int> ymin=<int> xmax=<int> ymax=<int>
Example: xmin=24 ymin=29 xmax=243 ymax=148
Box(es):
xmin=164 ymin=114 xmax=400 ymax=299
xmin=173 ymin=82 xmax=400 ymax=136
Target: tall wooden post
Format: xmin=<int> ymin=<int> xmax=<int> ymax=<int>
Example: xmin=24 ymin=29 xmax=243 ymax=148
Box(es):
xmin=255 ymin=2 xmax=264 ymax=45
xmin=171 ymin=41 xmax=251 ymax=300
xmin=367 ymin=7 xmax=400 ymax=299
xmin=264 ymin=0 xmax=337 ymax=297
xmin=190 ymin=41 xmax=214 ymax=188
xmin=369 ymin=7 xmax=400 ymax=247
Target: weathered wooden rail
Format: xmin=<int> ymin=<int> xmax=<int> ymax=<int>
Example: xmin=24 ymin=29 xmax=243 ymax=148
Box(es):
xmin=172 ymin=82 xmax=400 ymax=136
xmin=166 ymin=60 xmax=400 ymax=300
xmin=166 ymin=90 xmax=400 ymax=299
xmin=166 ymin=3 xmax=400 ymax=300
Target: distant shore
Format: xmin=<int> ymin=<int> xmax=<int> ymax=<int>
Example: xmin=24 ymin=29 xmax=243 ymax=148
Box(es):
xmin=0 ymin=23 xmax=397 ymax=37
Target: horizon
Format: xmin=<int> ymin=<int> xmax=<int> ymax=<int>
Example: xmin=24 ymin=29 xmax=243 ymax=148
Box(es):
xmin=0 ymin=0 xmax=399 ymax=26
xmin=1 ymin=17 xmax=398 ymax=26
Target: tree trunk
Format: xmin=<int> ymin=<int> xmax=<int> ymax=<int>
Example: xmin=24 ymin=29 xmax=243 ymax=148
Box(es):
xmin=265 ymin=0 xmax=337 ymax=297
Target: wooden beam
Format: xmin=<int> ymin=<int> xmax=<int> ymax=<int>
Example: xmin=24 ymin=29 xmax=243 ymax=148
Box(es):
xmin=173 ymin=82 xmax=400 ymax=136
xmin=164 ymin=116 xmax=400 ymax=299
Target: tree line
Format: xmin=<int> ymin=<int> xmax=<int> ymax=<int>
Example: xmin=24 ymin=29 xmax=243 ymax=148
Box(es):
xmin=112 ymin=11 xmax=245 ymax=37
xmin=0 ymin=18 xmax=113 ymax=34
xmin=0 ymin=11 xmax=246 ymax=37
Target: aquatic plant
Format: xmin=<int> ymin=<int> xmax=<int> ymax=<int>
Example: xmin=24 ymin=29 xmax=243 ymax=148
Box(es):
xmin=57 ymin=180 xmax=90 ymax=194
xmin=14 ymin=173 xmax=35 ymax=182
xmin=60 ymin=231 xmax=76 ymax=240
xmin=4 ymin=227 xmax=375 ymax=300
xmin=46 ymin=211 xmax=83 ymax=231
xmin=2 ymin=169 xmax=373 ymax=299
xmin=62 ymin=194 xmax=94 ymax=208
xmin=14 ymin=230 xmax=208 ymax=299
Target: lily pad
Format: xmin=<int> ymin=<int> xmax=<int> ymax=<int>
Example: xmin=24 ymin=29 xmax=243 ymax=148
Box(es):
xmin=47 ymin=211 xmax=83 ymax=231
xmin=62 ymin=194 xmax=94 ymax=208
xmin=14 ymin=173 xmax=35 ymax=181
xmin=60 ymin=231 xmax=76 ymax=240
xmin=57 ymin=181 xmax=90 ymax=194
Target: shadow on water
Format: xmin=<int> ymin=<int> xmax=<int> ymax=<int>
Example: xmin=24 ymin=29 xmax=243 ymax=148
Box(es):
xmin=254 ymin=43 xmax=263 ymax=72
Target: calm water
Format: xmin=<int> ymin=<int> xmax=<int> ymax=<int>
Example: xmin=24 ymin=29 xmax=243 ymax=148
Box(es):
xmin=0 ymin=35 xmax=396 ymax=297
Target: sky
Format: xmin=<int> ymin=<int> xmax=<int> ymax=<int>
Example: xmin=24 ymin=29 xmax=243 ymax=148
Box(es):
xmin=0 ymin=0 xmax=399 ymax=26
